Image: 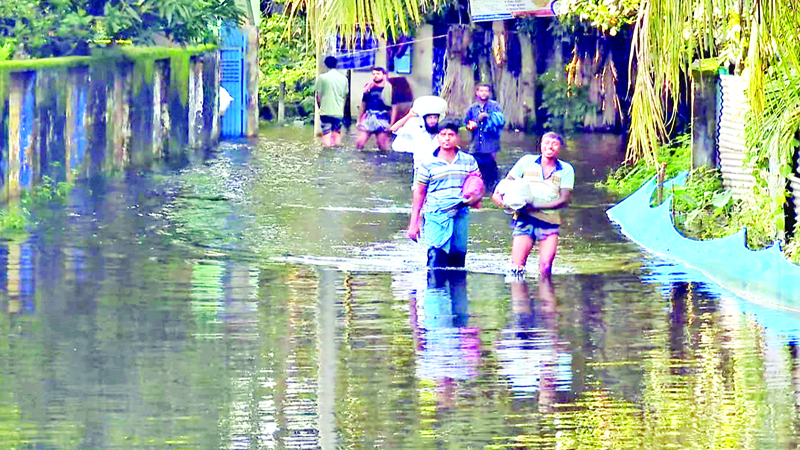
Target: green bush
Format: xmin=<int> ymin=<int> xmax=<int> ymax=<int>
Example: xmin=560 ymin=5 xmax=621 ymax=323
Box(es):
xmin=538 ymin=69 xmax=596 ymax=133
xmin=597 ymin=133 xmax=691 ymax=198
xmin=258 ymin=14 xmax=315 ymax=108
xmin=0 ymin=0 xmax=243 ymax=58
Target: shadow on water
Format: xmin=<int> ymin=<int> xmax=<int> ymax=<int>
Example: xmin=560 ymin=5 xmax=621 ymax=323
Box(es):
xmin=1 ymin=126 xmax=800 ymax=448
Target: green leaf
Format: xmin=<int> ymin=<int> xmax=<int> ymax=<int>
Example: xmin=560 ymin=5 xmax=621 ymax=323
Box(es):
xmin=711 ymin=190 xmax=732 ymax=209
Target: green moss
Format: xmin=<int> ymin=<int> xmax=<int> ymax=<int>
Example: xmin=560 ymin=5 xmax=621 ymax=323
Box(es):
xmin=133 ymin=58 xmax=155 ymax=97
xmin=0 ymin=55 xmax=93 ymax=71
xmin=0 ymin=69 xmax=7 ymax=121
xmin=0 ymin=45 xmax=214 ymax=73
xmin=0 ymin=45 xmax=216 ymax=110
xmin=170 ymin=52 xmax=191 ymax=107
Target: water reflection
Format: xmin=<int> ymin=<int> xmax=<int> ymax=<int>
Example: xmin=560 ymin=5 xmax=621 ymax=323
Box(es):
xmin=413 ymin=270 xmax=480 ymax=409
xmin=498 ymin=276 xmax=571 ymax=411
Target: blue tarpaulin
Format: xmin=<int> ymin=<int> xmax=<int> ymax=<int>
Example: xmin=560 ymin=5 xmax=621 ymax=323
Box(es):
xmin=607 ymin=171 xmax=800 ymax=309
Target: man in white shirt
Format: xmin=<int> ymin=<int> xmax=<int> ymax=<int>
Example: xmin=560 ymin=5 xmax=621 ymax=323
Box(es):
xmin=390 ymin=97 xmax=447 ymax=183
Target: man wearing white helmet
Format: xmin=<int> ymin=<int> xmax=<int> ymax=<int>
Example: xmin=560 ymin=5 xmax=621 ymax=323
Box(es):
xmin=390 ymin=96 xmax=448 ymax=184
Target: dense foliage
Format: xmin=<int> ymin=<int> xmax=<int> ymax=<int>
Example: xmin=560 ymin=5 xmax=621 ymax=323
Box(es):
xmin=599 ymin=133 xmax=781 ymax=254
xmin=258 ymin=13 xmax=315 ymax=106
xmin=537 ymin=69 xmax=596 ymax=133
xmin=0 ymin=0 xmax=243 ymax=59
xmin=556 ymin=0 xmax=638 ymax=36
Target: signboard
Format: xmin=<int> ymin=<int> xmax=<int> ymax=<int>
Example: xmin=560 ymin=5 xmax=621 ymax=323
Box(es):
xmin=470 ymin=0 xmax=557 ymax=22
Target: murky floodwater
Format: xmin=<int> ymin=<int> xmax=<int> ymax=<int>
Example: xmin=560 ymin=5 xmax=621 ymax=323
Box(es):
xmin=3 ymin=127 xmax=800 ymax=449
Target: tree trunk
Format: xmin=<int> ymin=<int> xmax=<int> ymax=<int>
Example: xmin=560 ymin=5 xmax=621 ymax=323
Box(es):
xmin=441 ymin=25 xmax=475 ymax=118
xmin=519 ymin=31 xmax=536 ymax=132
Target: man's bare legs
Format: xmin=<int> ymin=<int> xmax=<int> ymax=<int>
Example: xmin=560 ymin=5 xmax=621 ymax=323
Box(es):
xmin=321 ymin=132 xmax=333 ymax=148
xmin=510 ymin=233 xmax=559 ymax=275
xmin=355 ymin=130 xmax=371 ymax=149
xmin=537 ymin=234 xmax=559 ymax=275
xmin=331 ymin=130 xmax=342 ymax=147
xmin=511 ymin=235 xmax=534 ymax=268
xmin=376 ymin=131 xmax=392 ymax=151
xmin=356 ymin=130 xmax=391 ymax=150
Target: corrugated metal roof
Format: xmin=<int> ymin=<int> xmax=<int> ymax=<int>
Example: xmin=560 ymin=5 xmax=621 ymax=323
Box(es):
xmin=791 ymin=150 xmax=800 ymax=233
xmin=717 ymin=75 xmax=755 ymax=199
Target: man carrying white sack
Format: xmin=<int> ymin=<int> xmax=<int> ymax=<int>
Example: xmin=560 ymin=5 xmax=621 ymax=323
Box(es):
xmin=491 ymin=132 xmax=574 ymax=277
xmin=390 ymin=96 xmax=448 ymax=184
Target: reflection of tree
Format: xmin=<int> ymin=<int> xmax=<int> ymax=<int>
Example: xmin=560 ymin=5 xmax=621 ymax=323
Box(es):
xmin=549 ymin=281 xmax=800 ymax=450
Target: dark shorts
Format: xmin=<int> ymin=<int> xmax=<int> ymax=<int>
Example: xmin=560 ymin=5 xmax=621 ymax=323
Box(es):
xmin=320 ymin=115 xmax=342 ymax=135
xmin=511 ymin=213 xmax=559 ymax=241
xmin=358 ymin=110 xmax=390 ymax=133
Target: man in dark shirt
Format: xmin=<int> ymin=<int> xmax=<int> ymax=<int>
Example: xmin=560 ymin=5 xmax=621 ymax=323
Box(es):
xmin=464 ymin=84 xmax=505 ymax=191
xmin=356 ymin=67 xmax=395 ymax=150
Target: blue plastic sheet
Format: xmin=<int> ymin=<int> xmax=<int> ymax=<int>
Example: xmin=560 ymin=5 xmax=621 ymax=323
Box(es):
xmin=607 ymin=171 xmax=800 ymax=308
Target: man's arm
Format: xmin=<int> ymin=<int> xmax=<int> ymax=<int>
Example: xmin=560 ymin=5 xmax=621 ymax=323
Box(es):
xmin=464 ymin=105 xmax=475 ymax=125
xmin=407 ymin=183 xmax=427 ymax=241
xmin=358 ymin=101 xmax=367 ymax=124
xmin=390 ymin=109 xmax=417 ymax=133
xmin=525 ymin=189 xmax=572 ymax=214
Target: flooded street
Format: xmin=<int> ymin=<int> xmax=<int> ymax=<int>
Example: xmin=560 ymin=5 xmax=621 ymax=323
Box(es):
xmin=2 ymin=127 xmax=800 ymax=449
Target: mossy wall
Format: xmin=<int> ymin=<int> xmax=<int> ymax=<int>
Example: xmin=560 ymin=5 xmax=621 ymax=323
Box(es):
xmin=0 ymin=47 xmax=220 ymax=203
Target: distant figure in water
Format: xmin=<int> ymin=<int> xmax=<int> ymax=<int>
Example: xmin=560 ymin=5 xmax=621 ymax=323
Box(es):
xmin=465 ymin=83 xmax=505 ymax=192
xmin=315 ymin=56 xmax=349 ymax=148
xmin=407 ymin=121 xmax=483 ymax=269
xmin=491 ymin=132 xmax=574 ymax=276
xmin=356 ymin=67 xmax=395 ymax=150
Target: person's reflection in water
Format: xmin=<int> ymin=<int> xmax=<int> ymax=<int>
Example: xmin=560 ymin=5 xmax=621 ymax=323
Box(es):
xmin=413 ymin=269 xmax=481 ymax=410
xmin=500 ymin=274 xmax=565 ymax=413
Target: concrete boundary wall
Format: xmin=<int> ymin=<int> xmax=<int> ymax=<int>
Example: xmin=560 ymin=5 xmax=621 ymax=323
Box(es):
xmin=0 ymin=49 xmax=221 ymax=203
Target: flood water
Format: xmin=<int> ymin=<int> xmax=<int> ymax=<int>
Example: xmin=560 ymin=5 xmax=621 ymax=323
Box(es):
xmin=3 ymin=127 xmax=800 ymax=449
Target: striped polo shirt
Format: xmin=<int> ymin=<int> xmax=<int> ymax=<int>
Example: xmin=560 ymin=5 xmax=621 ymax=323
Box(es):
xmin=507 ymin=154 xmax=574 ymax=225
xmin=416 ymin=149 xmax=479 ymax=214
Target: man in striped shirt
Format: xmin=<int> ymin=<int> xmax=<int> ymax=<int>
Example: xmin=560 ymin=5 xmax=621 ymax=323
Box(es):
xmin=407 ymin=121 xmax=484 ymax=269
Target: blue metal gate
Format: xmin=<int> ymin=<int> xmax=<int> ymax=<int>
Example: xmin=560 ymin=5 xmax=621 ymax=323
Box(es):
xmin=221 ymin=25 xmax=247 ymax=138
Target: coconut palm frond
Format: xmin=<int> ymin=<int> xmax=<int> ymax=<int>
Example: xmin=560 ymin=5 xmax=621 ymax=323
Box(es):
xmin=286 ymin=0 xmax=432 ymax=46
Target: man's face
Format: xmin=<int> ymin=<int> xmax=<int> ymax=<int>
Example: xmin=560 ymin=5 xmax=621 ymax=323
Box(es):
xmin=541 ymin=136 xmax=562 ymax=159
xmin=476 ymin=86 xmax=491 ymax=101
xmin=424 ymin=114 xmax=440 ymax=128
xmin=372 ymin=70 xmax=386 ymax=83
xmin=437 ymin=128 xmax=459 ymax=150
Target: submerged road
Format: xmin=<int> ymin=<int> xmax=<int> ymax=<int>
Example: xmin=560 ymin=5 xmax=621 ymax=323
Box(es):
xmin=1 ymin=127 xmax=800 ymax=449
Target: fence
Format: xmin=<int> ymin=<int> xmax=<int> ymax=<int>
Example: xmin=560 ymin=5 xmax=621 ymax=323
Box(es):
xmin=0 ymin=48 xmax=221 ymax=203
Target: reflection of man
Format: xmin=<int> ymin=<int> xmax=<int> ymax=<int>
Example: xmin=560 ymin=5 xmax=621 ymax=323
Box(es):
xmin=315 ymin=56 xmax=349 ymax=148
xmin=464 ymin=84 xmax=505 ymax=191
xmin=412 ymin=270 xmax=481 ymax=408
xmin=356 ymin=67 xmax=395 ymax=150
xmin=498 ymin=274 xmax=569 ymax=412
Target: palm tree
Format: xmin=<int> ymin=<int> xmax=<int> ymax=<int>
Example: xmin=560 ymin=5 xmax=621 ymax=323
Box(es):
xmin=625 ymin=0 xmax=800 ymax=173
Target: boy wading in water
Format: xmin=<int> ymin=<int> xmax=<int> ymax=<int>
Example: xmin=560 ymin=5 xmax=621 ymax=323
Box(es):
xmin=315 ymin=56 xmax=349 ymax=148
xmin=407 ymin=122 xmax=484 ymax=269
xmin=491 ymin=132 xmax=574 ymax=276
